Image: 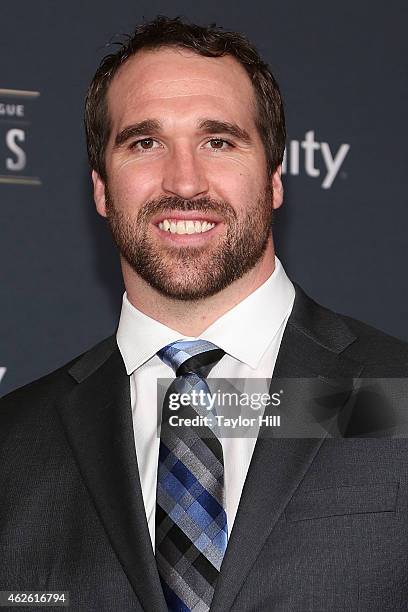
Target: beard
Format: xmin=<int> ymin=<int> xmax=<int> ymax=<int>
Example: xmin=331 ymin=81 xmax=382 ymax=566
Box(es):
xmin=104 ymin=183 xmax=274 ymax=301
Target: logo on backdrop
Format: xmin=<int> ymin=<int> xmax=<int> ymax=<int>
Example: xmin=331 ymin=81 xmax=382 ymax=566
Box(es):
xmin=0 ymin=88 xmax=41 ymax=186
xmin=282 ymin=130 xmax=350 ymax=189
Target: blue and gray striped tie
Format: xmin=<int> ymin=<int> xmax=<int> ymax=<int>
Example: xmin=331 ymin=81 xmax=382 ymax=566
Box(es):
xmin=156 ymin=339 xmax=228 ymax=612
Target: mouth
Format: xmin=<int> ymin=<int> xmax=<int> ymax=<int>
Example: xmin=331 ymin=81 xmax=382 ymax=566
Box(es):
xmin=151 ymin=212 xmax=223 ymax=244
xmin=158 ymin=217 xmax=216 ymax=234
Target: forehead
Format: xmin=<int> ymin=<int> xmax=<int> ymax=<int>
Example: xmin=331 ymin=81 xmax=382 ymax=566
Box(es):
xmin=106 ymin=47 xmax=257 ymax=129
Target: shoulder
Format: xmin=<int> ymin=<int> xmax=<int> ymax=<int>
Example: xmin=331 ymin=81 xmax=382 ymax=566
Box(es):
xmin=0 ymin=334 xmax=117 ymax=431
xmin=337 ymin=311 xmax=408 ymax=375
xmin=290 ymin=282 xmax=408 ymax=376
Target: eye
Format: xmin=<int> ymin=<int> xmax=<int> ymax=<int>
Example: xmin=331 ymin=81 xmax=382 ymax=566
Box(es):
xmin=130 ymin=138 xmax=161 ymax=151
xmin=204 ymin=138 xmax=233 ymax=151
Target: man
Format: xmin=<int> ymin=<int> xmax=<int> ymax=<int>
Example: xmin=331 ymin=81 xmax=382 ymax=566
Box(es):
xmin=1 ymin=15 xmax=408 ymax=612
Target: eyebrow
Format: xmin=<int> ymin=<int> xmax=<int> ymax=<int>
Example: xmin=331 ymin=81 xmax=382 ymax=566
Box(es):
xmin=197 ymin=119 xmax=252 ymax=145
xmin=113 ymin=118 xmax=252 ymax=148
xmin=114 ymin=119 xmax=162 ymax=148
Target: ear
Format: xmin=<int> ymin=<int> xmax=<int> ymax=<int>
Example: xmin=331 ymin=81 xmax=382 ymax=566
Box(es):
xmin=271 ymin=165 xmax=284 ymax=210
xmin=92 ymin=170 xmax=108 ymax=218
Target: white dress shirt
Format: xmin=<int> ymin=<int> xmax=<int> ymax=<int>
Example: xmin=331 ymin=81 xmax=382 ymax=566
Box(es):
xmin=116 ymin=255 xmax=295 ymax=549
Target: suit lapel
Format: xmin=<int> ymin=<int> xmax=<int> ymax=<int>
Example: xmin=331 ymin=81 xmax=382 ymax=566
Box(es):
xmin=56 ymin=338 xmax=168 ymax=612
xmin=211 ymin=283 xmax=364 ymax=612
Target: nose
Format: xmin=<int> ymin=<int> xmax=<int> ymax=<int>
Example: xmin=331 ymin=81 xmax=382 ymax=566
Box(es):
xmin=161 ymin=144 xmax=209 ymax=200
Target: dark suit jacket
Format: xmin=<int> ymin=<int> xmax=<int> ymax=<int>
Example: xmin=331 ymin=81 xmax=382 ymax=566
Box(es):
xmin=1 ymin=282 xmax=408 ymax=611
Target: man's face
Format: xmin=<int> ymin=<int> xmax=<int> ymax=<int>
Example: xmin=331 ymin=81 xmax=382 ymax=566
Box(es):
xmin=92 ymin=47 xmax=283 ymax=300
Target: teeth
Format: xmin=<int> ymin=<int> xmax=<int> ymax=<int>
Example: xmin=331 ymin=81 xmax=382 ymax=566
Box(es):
xmin=158 ymin=219 xmax=216 ymax=234
xmin=185 ymin=220 xmax=195 ymax=234
xmin=176 ymin=220 xmax=186 ymax=234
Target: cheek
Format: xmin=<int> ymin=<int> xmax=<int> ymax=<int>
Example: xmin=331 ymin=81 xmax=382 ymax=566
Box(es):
xmin=207 ymin=152 xmax=266 ymax=184
xmin=109 ymin=162 xmax=159 ymax=209
xmin=211 ymin=164 xmax=263 ymax=206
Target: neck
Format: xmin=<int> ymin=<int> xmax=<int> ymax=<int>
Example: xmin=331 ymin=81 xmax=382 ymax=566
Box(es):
xmin=122 ymin=238 xmax=276 ymax=337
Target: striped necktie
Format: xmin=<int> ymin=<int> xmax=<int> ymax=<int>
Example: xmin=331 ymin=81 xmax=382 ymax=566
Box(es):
xmin=156 ymin=339 xmax=228 ymax=612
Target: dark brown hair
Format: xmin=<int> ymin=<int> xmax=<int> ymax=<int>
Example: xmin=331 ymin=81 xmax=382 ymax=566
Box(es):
xmin=84 ymin=15 xmax=286 ymax=180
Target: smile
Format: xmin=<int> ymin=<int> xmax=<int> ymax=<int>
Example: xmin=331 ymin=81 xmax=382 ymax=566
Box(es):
xmin=157 ymin=219 xmax=217 ymax=235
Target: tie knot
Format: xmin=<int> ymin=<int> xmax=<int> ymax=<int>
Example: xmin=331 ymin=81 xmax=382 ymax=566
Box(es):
xmin=157 ymin=339 xmax=225 ymax=378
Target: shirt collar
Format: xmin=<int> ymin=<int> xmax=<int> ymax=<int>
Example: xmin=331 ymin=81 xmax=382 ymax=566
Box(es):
xmin=116 ymin=255 xmax=295 ymax=374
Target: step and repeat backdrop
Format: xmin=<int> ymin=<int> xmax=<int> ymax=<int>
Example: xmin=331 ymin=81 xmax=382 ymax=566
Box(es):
xmin=1 ymin=1 xmax=407 ymax=395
